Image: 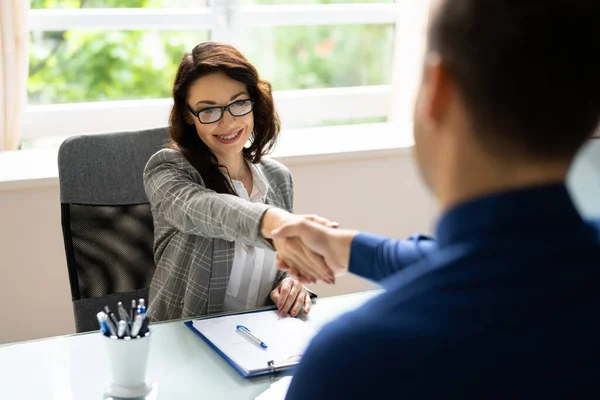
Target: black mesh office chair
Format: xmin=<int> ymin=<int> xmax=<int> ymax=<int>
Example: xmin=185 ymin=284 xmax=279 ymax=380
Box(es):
xmin=58 ymin=128 xmax=168 ymax=332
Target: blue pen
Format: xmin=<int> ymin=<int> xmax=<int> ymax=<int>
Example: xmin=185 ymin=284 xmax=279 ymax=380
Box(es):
xmin=137 ymin=298 xmax=146 ymax=315
xmin=236 ymin=325 xmax=268 ymax=349
xmin=96 ymin=312 xmax=110 ymax=336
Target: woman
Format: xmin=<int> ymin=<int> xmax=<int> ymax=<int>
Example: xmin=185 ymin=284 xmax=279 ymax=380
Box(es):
xmin=144 ymin=42 xmax=334 ymax=322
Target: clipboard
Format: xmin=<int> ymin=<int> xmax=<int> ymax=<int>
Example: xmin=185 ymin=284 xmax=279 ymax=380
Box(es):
xmin=184 ymin=309 xmax=318 ymax=378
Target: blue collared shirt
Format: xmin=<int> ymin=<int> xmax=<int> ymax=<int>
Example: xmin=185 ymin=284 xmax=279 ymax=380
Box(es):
xmin=286 ymin=184 xmax=600 ymax=399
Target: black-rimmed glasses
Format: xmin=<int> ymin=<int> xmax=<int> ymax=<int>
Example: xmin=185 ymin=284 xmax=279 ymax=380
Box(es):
xmin=187 ymin=98 xmax=255 ymax=124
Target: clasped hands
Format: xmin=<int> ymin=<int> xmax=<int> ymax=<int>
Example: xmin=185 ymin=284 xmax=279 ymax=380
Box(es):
xmin=261 ymin=208 xmax=356 ymax=286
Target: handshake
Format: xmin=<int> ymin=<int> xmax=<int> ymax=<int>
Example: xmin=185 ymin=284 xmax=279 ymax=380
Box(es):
xmin=260 ymin=208 xmax=358 ymax=284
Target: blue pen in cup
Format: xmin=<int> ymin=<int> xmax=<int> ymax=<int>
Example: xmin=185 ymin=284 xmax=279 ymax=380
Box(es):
xmin=137 ymin=299 xmax=146 ymax=316
xmin=236 ymin=325 xmax=268 ymax=349
xmin=97 ymin=312 xmax=113 ymax=337
xmin=97 ymin=298 xmax=150 ymax=340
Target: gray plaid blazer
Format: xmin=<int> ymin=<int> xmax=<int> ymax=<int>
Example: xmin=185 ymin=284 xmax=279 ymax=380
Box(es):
xmin=143 ymin=148 xmax=292 ymax=322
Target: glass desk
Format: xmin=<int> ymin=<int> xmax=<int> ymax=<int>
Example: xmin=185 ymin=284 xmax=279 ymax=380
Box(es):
xmin=0 ymin=290 xmax=381 ymax=399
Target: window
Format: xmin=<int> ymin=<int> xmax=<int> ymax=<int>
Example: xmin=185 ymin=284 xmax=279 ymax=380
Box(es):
xmin=30 ymin=0 xmax=205 ymax=8
xmin=25 ymin=0 xmax=426 ymax=147
xmin=29 ymin=29 xmax=209 ymax=105
xmin=241 ymin=24 xmax=394 ymax=90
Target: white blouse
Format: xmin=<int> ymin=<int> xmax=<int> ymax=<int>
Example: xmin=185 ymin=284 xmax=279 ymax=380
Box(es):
xmin=222 ymin=162 xmax=279 ymax=312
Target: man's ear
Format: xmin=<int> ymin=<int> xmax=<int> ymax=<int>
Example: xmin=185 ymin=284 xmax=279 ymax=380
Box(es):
xmin=424 ymin=54 xmax=452 ymax=126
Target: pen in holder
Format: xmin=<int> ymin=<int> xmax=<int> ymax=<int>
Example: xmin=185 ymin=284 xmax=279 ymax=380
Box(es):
xmin=98 ymin=298 xmax=153 ymax=399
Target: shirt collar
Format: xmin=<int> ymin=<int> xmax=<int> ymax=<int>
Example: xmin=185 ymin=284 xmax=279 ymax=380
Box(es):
xmin=435 ymin=183 xmax=585 ymax=248
xmin=227 ymin=161 xmax=269 ymax=202
xmin=247 ymin=162 xmax=269 ymax=202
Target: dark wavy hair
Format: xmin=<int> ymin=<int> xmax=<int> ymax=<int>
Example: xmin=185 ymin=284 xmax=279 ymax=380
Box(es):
xmin=168 ymin=42 xmax=281 ymax=195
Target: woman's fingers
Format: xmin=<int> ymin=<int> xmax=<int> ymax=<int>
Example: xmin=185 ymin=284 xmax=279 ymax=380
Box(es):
xmin=273 ymin=278 xmax=307 ymax=317
xmin=275 ymin=256 xmax=314 ymax=285
xmin=274 ymin=227 xmax=334 ymax=283
xmin=278 ymin=239 xmax=314 ymax=280
xmin=303 ymin=214 xmax=339 ymax=229
xmin=303 ymin=292 xmax=312 ymax=314
xmin=272 ymin=220 xmax=337 ymax=281
xmin=275 ymin=279 xmax=292 ymax=313
xmin=270 ymin=286 xmax=280 ymax=304
xmin=287 ymin=236 xmax=331 ymax=283
xmin=276 ymin=254 xmax=290 ymax=270
xmin=281 ymin=282 xmax=300 ymax=317
xmin=277 ymin=237 xmax=320 ymax=282
xmin=288 ymin=287 xmax=308 ymax=317
xmin=299 ymin=241 xmax=334 ymax=284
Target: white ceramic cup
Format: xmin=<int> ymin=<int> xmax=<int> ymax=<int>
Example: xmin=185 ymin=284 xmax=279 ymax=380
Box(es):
xmin=103 ymin=331 xmax=152 ymax=399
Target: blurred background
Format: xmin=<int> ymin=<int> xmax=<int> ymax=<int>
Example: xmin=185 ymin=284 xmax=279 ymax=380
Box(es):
xmin=2 ymin=1 xmax=598 ymax=346
xmin=25 ymin=0 xmax=427 ymax=147
xmin=0 ymin=1 xmax=434 ymax=344
xmin=30 ymin=0 xmax=392 ymax=103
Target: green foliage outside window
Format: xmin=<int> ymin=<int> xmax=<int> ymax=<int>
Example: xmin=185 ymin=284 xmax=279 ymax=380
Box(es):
xmin=29 ymin=0 xmax=394 ymax=105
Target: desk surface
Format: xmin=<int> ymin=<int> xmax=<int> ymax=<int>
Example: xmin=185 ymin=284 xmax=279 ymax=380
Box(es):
xmin=0 ymin=290 xmax=380 ymax=399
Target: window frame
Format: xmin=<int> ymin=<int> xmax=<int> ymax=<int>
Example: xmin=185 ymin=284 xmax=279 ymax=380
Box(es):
xmin=25 ymin=1 xmax=417 ymax=141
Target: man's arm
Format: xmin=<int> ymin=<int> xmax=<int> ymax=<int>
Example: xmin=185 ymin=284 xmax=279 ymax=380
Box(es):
xmin=349 ymin=233 xmax=437 ymax=282
xmin=272 ymin=220 xmax=437 ymax=283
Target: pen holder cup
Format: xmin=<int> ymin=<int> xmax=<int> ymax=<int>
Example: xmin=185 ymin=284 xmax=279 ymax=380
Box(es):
xmin=103 ymin=331 xmax=152 ymax=399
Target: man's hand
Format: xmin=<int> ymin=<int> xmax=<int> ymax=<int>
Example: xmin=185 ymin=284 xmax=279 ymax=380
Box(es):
xmin=270 ymin=277 xmax=311 ymax=317
xmin=261 ymin=208 xmax=338 ymax=284
xmin=271 ymin=219 xmax=359 ymax=283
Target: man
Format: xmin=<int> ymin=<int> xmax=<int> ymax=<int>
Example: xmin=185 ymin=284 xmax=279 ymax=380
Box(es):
xmin=274 ymin=0 xmax=600 ymax=398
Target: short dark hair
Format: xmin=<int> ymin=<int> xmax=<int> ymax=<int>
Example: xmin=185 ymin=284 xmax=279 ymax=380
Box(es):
xmin=168 ymin=42 xmax=280 ymax=195
xmin=429 ymin=0 xmax=600 ymax=160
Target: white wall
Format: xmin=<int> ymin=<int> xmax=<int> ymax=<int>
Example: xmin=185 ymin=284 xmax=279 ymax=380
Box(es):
xmin=0 ymin=150 xmax=438 ymax=345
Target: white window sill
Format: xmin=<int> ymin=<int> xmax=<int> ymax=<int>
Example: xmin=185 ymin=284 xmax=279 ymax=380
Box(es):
xmin=0 ymin=122 xmax=413 ymax=192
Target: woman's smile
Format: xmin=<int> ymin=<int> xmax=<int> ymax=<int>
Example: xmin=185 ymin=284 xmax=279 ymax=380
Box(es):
xmin=214 ymin=127 xmax=244 ymax=144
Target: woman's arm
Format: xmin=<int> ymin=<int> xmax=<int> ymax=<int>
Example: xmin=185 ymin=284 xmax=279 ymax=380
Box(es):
xmin=144 ymin=149 xmax=274 ymax=248
xmin=269 ymin=168 xmax=318 ymax=310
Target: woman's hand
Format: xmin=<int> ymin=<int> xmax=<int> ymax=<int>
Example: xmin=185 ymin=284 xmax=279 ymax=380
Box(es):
xmin=273 ymin=220 xmax=358 ymax=284
xmin=261 ymin=208 xmax=338 ymax=284
xmin=270 ymin=277 xmax=311 ymax=317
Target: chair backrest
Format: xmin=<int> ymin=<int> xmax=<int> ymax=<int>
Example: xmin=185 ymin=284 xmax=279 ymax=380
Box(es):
xmin=58 ymin=127 xmax=168 ymax=332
